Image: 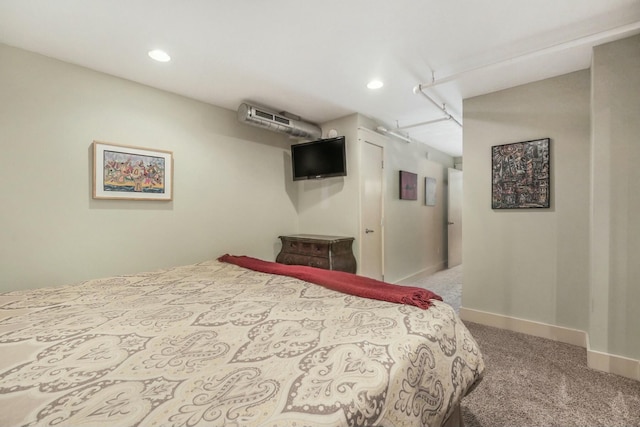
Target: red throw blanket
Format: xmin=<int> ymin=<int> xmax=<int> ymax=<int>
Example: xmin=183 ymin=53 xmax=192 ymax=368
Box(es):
xmin=218 ymin=254 xmax=442 ymax=310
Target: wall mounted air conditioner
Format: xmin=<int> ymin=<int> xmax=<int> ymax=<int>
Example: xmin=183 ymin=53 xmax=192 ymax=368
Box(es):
xmin=237 ymin=103 xmax=322 ymax=140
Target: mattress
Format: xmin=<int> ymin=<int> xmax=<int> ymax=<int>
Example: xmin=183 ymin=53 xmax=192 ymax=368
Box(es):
xmin=0 ymin=259 xmax=484 ymax=426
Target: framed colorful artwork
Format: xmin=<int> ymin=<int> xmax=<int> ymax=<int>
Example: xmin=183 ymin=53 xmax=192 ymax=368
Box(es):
xmin=93 ymin=141 xmax=173 ymax=201
xmin=491 ymin=138 xmax=550 ymax=209
xmin=399 ymin=170 xmax=418 ymax=200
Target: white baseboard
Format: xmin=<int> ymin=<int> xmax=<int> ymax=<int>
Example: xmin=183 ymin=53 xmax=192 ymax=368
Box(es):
xmin=587 ymin=346 xmax=640 ymax=381
xmin=459 ymin=307 xmax=640 ymax=382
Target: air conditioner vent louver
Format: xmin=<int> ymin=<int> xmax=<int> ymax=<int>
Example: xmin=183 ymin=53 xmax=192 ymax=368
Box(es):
xmin=255 ymin=110 xmax=273 ymax=120
xmin=274 ymin=116 xmax=290 ymax=125
xmin=237 ymin=103 xmax=321 ymax=140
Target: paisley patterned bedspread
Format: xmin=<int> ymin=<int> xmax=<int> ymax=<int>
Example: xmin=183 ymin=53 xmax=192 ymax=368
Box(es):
xmin=0 ymin=259 xmax=484 ymax=427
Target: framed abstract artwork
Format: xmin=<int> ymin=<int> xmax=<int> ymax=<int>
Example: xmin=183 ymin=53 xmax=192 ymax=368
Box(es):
xmin=93 ymin=141 xmax=173 ymax=201
xmin=491 ymin=138 xmax=550 ymax=209
xmin=399 ymin=170 xmax=418 ymax=200
xmin=425 ymin=177 xmax=436 ymax=206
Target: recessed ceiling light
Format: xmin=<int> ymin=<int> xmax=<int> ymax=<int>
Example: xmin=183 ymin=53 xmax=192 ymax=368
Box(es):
xmin=148 ymin=49 xmax=171 ymax=62
xmin=367 ymin=80 xmax=384 ymax=89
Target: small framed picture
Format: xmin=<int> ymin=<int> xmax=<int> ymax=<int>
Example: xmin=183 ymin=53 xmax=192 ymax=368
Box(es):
xmin=93 ymin=141 xmax=173 ymax=200
xmin=425 ymin=177 xmax=436 ymax=206
xmin=399 ymin=170 xmax=418 ymax=200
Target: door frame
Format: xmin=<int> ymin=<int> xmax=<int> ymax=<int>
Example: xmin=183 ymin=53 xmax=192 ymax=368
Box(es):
xmin=357 ymin=127 xmax=387 ymax=280
xmin=447 ymin=167 xmax=463 ymax=268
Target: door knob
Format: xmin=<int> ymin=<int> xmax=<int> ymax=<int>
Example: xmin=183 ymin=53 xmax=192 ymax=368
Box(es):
xmin=365 ymin=228 xmax=375 ymax=234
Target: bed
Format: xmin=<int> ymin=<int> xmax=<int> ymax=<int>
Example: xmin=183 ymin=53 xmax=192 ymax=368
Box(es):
xmin=0 ymin=256 xmax=484 ymax=427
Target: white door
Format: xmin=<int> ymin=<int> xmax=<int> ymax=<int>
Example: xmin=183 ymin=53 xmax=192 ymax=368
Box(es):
xmin=447 ymin=168 xmax=463 ymax=267
xmin=359 ymin=137 xmax=384 ymax=280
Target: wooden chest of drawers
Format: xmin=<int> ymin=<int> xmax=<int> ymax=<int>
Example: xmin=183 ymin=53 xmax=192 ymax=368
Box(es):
xmin=276 ymin=234 xmax=357 ymax=273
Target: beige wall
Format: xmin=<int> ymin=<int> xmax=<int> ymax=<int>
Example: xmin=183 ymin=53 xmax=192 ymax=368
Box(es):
xmin=356 ymin=116 xmax=453 ymax=283
xmin=1 ymin=43 xmax=455 ymax=292
xmin=372 ymin=129 xmax=450 ymax=282
xmin=0 ymin=43 xmax=298 ymax=291
xmin=463 ymin=34 xmax=640 ymax=362
xmin=295 ymin=114 xmax=454 ymax=283
xmin=295 ymin=114 xmax=361 ymax=241
xmin=590 ymin=34 xmax=640 ymax=359
xmin=463 ymin=70 xmax=592 ymax=330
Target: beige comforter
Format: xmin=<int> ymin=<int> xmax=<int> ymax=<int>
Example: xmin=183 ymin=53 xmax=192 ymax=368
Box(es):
xmin=0 ymin=260 xmax=484 ymax=427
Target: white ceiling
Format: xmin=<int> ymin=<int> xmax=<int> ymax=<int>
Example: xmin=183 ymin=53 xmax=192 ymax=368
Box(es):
xmin=1 ymin=1 xmax=639 ymax=157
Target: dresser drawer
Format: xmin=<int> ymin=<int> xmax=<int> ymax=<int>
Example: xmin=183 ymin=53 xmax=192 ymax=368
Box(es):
xmin=276 ymin=253 xmax=330 ymax=270
xmin=281 ymin=239 xmax=329 ymax=257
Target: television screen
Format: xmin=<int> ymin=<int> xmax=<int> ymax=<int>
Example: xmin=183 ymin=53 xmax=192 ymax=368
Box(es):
xmin=291 ymin=136 xmax=347 ymax=181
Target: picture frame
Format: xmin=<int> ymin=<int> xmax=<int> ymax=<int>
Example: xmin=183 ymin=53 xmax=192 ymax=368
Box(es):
xmin=425 ymin=177 xmax=436 ymax=206
xmin=491 ymin=138 xmax=550 ymax=209
xmin=399 ymin=170 xmax=418 ymax=200
xmin=93 ymin=141 xmax=173 ymax=201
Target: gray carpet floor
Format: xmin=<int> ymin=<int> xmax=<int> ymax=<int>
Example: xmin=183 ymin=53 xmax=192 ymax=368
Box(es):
xmin=403 ymin=266 xmax=640 ymax=427
xmin=400 ymin=264 xmax=463 ymax=312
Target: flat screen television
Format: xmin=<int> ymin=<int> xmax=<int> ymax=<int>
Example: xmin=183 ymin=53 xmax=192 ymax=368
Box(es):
xmin=291 ymin=136 xmax=347 ymax=181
